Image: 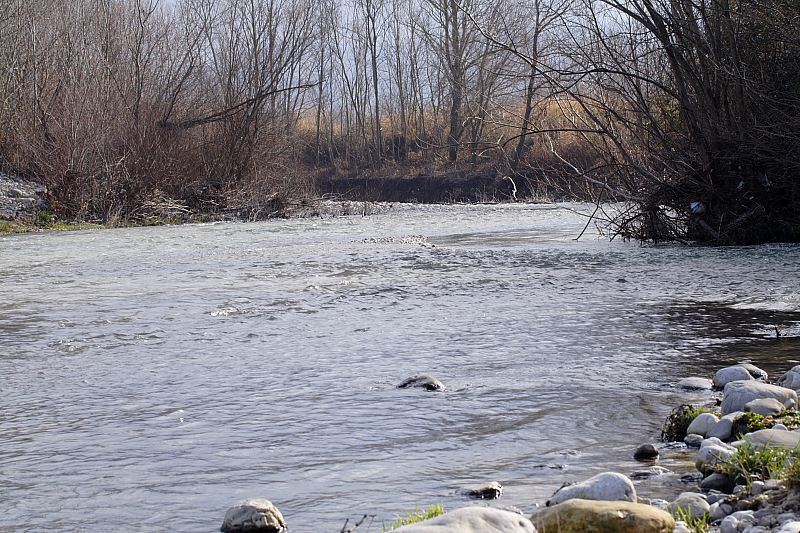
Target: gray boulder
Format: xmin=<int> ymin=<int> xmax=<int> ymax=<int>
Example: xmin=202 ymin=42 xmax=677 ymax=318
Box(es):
xmin=700 ymin=473 xmax=735 ymax=493
xmin=744 ymin=398 xmax=786 ymax=417
xmin=667 ymin=492 xmax=710 ymax=520
xmin=707 ymin=412 xmax=745 ymax=441
xmin=532 ymin=499 xmax=674 ymax=533
xmin=394 ymin=507 xmax=535 ymax=533
xmin=684 ymin=434 xmax=703 ymax=447
xmin=547 ymin=472 xmax=636 ymax=506
xmin=714 ymin=367 xmax=754 ymax=389
xmin=677 ymin=377 xmax=713 ymax=391
xmin=696 ymin=439 xmax=737 ymax=473
xmin=743 ymin=429 xmax=800 ymax=449
xmin=777 ymin=366 xmax=800 ymax=392
xmin=721 ymin=381 xmax=797 ymax=415
xmin=220 ymin=499 xmax=286 ymax=533
xmin=687 ymin=413 xmax=720 ymax=437
xmin=737 ymin=363 xmax=767 ymax=380
xmin=398 ymin=374 xmax=446 ymax=392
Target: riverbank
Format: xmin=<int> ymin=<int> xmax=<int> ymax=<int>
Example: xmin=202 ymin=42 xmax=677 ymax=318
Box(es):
xmin=0 ymin=166 xmax=569 ymax=236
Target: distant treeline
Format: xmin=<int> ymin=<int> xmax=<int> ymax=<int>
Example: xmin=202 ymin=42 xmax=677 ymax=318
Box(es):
xmin=0 ymin=0 xmax=797 ymax=242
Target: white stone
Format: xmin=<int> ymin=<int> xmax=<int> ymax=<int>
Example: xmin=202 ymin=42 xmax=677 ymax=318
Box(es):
xmin=744 ymin=398 xmax=786 ymax=417
xmin=721 ymin=381 xmax=798 ymax=415
xmin=714 ymin=366 xmax=754 ymax=388
xmin=547 ymin=472 xmax=636 ymax=506
xmin=220 ymin=499 xmax=286 ymax=533
xmin=393 ymin=507 xmax=535 ymax=533
xmin=751 ymin=481 xmax=766 ymax=496
xmin=777 ymin=521 xmax=800 ymax=533
xmin=744 ymin=429 xmax=800 ymax=449
xmin=672 ymin=521 xmax=692 ymax=533
xmin=701 ymin=437 xmax=728 ymax=449
xmin=778 ymin=367 xmax=800 ymax=391
xmin=666 ymin=492 xmax=710 ymax=520
xmin=687 ymin=413 xmax=720 ymax=437
xmin=696 ymin=443 xmax=736 ymax=473
xmin=775 ymin=423 xmax=789 ymax=431
xmin=738 ymin=363 xmax=768 ymax=380
xmin=707 ymin=412 xmax=745 ymax=441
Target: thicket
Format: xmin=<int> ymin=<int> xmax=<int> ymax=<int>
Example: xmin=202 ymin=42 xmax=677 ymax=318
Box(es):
xmin=0 ymin=0 xmax=797 ymax=243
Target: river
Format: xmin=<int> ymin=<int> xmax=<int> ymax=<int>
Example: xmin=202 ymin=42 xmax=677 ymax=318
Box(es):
xmin=1 ymin=203 xmax=799 ymax=532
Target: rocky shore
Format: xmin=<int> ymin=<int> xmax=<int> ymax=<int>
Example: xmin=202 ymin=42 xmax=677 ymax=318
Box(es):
xmin=0 ymin=172 xmax=47 ymax=221
xmin=219 ymin=364 xmax=800 ymax=532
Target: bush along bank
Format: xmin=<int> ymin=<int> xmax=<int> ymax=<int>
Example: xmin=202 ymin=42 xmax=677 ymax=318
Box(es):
xmin=217 ymin=364 xmax=800 ymax=533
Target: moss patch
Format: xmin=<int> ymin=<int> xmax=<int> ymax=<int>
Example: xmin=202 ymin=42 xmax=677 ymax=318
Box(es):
xmin=382 ymin=504 xmax=444 ymax=532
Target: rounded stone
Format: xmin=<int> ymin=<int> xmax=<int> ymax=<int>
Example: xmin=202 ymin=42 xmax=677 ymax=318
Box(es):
xmin=686 ymin=412 xmax=719 ymax=437
xmin=721 ymin=381 xmax=798 ymax=415
xmin=220 ymin=499 xmax=286 ymax=533
xmin=744 ymin=397 xmax=786 ymax=417
xmin=737 ymin=363 xmax=768 ymax=380
xmin=547 ymin=472 xmax=637 ymax=506
xmin=532 ymin=499 xmax=675 ymax=533
xmin=700 ymin=472 xmax=735 ymax=493
xmin=395 ymin=507 xmax=535 ymax=532
xmin=714 ymin=366 xmax=754 ymax=389
xmin=398 ymin=374 xmax=446 ymax=392
xmin=666 ymin=492 xmax=710 ymax=520
xmin=634 ymin=443 xmax=659 ymax=461
xmin=684 ymin=434 xmax=703 ymax=447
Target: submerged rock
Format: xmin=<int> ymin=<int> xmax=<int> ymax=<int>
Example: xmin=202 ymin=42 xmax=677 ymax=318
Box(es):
xmin=634 ymin=443 xmax=660 ymax=461
xmin=677 ymin=377 xmax=713 ymax=391
xmin=394 ymin=506 xmax=535 ymax=532
xmin=721 ymin=381 xmax=797 ymax=415
xmin=532 ymin=498 xmax=675 ymax=533
xmin=547 ymin=472 xmax=636 ymax=506
xmin=220 ymin=499 xmax=286 ymax=533
xmin=464 ymin=481 xmax=503 ymax=500
xmin=630 ymin=466 xmax=671 ymax=480
xmin=398 ymin=374 xmax=446 ymax=392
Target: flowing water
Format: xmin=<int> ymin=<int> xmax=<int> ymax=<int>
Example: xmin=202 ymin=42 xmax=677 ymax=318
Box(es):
xmin=1 ymin=203 xmax=800 ymax=532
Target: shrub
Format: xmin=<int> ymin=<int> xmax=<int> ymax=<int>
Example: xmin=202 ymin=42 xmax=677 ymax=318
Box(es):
xmin=662 ymin=405 xmax=712 ymax=442
xmin=675 ymin=506 xmax=710 ymax=533
xmin=715 ymin=442 xmax=798 ymax=489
